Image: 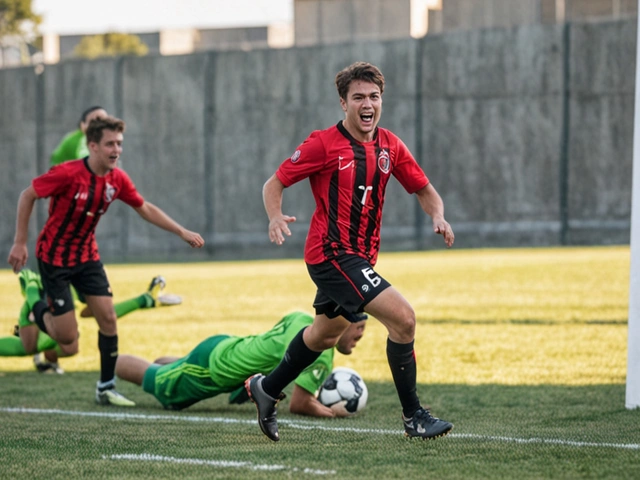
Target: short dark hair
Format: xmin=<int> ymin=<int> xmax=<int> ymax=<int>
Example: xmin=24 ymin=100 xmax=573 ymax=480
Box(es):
xmin=335 ymin=62 xmax=385 ymax=100
xmin=85 ymin=116 xmax=125 ymax=145
xmin=79 ymin=105 xmax=105 ymax=127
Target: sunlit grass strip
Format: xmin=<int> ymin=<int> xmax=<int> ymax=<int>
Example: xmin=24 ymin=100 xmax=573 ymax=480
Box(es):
xmin=0 ymin=246 xmax=630 ymax=386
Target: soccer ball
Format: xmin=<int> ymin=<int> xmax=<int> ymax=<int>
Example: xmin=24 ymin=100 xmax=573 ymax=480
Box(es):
xmin=318 ymin=367 xmax=368 ymax=414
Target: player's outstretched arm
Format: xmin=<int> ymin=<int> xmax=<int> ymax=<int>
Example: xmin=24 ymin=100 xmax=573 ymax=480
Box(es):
xmin=415 ymin=184 xmax=455 ymax=248
xmin=263 ymin=174 xmax=296 ymax=246
xmin=8 ymin=186 xmax=39 ymax=273
xmin=289 ymin=384 xmax=345 ymax=418
xmin=134 ymin=201 xmax=204 ymax=248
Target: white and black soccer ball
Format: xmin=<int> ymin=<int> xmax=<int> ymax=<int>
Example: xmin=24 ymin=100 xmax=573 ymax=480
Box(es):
xmin=318 ymin=367 xmax=368 ymax=414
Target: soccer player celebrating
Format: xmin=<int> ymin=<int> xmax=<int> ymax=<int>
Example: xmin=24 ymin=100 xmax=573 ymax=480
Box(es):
xmin=44 ymin=106 xmax=182 ymax=370
xmin=7 ymin=115 xmax=204 ymax=406
xmin=246 ymin=62 xmax=455 ymax=441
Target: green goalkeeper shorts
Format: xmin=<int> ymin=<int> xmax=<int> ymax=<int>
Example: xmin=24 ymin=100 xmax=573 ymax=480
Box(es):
xmin=142 ymin=335 xmax=231 ymax=410
xmin=17 ymin=302 xmax=58 ymax=352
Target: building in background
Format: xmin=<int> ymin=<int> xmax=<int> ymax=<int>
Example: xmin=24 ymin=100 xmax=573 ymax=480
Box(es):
xmin=39 ymin=24 xmax=293 ymax=65
xmin=426 ymin=0 xmax=637 ymax=34
xmin=2 ymin=0 xmax=637 ymax=69
xmin=0 ymin=37 xmax=37 ymax=67
xmin=291 ymin=0 xmax=637 ymax=43
xmin=293 ymin=0 xmax=413 ymax=46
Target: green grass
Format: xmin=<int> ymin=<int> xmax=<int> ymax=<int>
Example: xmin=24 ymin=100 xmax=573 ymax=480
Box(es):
xmin=1 ymin=246 xmax=639 ymax=479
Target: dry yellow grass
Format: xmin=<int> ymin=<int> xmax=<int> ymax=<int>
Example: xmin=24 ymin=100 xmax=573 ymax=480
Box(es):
xmin=0 ymin=246 xmax=630 ymax=386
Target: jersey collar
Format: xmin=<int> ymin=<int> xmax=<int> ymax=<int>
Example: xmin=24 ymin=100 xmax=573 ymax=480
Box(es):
xmin=336 ymin=120 xmax=379 ymax=144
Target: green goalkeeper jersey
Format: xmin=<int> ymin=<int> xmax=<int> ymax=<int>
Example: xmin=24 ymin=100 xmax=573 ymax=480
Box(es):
xmin=209 ymin=311 xmax=334 ymax=395
xmin=50 ymin=129 xmax=88 ymax=167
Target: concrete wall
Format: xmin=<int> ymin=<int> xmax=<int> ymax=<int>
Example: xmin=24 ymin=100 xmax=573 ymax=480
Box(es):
xmin=0 ymin=67 xmax=39 ymax=254
xmin=566 ymin=19 xmax=635 ymax=244
xmin=0 ymin=18 xmax=635 ymax=263
xmin=419 ymin=24 xmax=566 ymax=248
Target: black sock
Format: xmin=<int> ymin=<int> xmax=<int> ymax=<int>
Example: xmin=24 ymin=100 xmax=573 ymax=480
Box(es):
xmin=98 ymin=332 xmax=118 ymax=384
xmin=262 ymin=327 xmax=321 ymax=398
xmin=387 ymin=338 xmax=421 ymax=418
xmin=32 ymin=300 xmax=50 ymax=335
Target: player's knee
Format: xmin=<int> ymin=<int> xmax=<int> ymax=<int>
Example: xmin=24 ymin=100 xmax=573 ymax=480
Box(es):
xmin=56 ymin=329 xmax=79 ymax=345
xmin=61 ymin=342 xmax=79 ymax=356
xmin=95 ymin=313 xmax=118 ymax=335
xmin=390 ymin=308 xmax=416 ymax=342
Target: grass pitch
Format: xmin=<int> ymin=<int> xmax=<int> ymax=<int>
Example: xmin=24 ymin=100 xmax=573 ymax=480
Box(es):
xmin=1 ymin=246 xmax=638 ymax=479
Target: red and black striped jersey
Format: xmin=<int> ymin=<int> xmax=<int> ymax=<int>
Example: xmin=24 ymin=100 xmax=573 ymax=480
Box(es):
xmin=276 ymin=121 xmax=428 ymax=266
xmin=33 ymin=158 xmax=145 ymax=267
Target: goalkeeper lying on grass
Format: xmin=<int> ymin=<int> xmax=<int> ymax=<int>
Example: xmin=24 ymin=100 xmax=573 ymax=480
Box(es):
xmin=0 ymin=269 xmax=181 ymax=374
xmin=115 ymin=311 xmax=366 ymax=417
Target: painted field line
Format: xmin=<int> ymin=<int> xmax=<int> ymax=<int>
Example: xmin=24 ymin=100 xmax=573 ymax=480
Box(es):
xmin=2 ymin=407 xmax=638 ymax=450
xmin=104 ymin=453 xmax=336 ymax=475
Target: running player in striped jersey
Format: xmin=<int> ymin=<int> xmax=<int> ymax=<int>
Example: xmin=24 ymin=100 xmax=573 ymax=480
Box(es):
xmin=246 ymin=62 xmax=455 ymax=442
xmin=7 ymin=115 xmax=204 ymax=406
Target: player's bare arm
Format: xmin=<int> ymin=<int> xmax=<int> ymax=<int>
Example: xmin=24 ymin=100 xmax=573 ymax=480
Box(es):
xmin=263 ymin=174 xmax=296 ymax=245
xmin=289 ymin=384 xmax=344 ymax=418
xmin=8 ymin=185 xmax=39 ymax=273
xmin=416 ymin=184 xmax=455 ymax=248
xmin=133 ymin=201 xmax=204 ymax=248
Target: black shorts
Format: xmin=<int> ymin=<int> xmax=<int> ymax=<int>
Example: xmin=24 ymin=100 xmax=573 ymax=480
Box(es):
xmin=37 ymin=259 xmax=112 ymax=316
xmin=306 ymin=255 xmax=390 ymax=322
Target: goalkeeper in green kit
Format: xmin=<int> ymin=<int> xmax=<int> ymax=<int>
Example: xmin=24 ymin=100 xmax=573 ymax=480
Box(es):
xmin=0 ymin=269 xmax=181 ymax=373
xmin=50 ymin=106 xmax=107 ymax=167
xmin=115 ymin=311 xmax=366 ymax=417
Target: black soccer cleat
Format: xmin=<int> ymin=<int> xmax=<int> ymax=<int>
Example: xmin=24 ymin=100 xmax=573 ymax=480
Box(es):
xmin=403 ymin=407 xmax=453 ymax=440
xmin=245 ymin=374 xmax=285 ymax=442
xmin=33 ymin=354 xmax=64 ymax=375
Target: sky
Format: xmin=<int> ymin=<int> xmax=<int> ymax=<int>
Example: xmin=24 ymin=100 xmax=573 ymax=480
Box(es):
xmin=33 ymin=0 xmax=294 ymax=35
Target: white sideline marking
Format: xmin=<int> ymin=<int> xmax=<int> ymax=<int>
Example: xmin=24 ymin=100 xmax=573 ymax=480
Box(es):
xmin=2 ymin=407 xmax=639 ymax=450
xmin=103 ymin=453 xmax=336 ymax=475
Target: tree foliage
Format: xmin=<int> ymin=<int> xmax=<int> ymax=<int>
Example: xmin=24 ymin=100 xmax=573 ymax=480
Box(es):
xmin=0 ymin=0 xmax=41 ymax=39
xmin=74 ymin=32 xmax=149 ymax=59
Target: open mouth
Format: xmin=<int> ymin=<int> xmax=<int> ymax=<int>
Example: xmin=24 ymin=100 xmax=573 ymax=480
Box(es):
xmin=360 ymin=112 xmax=374 ymax=124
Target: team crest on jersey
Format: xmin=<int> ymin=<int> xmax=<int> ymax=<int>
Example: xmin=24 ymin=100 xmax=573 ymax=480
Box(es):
xmin=291 ymin=150 xmax=301 ymax=163
xmin=105 ymin=183 xmax=116 ymax=203
xmin=378 ymin=149 xmax=390 ymax=174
